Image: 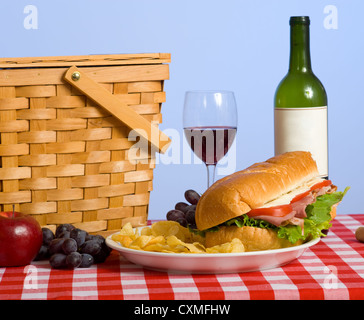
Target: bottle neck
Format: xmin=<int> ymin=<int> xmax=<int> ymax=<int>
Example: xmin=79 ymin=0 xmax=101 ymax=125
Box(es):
xmin=289 ymin=23 xmax=312 ymax=73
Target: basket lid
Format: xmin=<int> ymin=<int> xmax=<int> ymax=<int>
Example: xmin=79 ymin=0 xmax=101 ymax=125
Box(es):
xmin=0 ymin=53 xmax=171 ymax=68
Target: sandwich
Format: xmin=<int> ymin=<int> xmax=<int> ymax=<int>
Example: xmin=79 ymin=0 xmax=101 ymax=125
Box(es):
xmin=195 ymin=151 xmax=349 ymax=251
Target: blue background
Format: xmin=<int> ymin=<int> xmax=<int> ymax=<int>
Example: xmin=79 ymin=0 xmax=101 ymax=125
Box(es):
xmin=1 ymin=0 xmax=362 ymax=220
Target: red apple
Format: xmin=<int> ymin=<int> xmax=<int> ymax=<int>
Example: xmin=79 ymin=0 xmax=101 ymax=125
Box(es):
xmin=0 ymin=211 xmax=43 ymax=267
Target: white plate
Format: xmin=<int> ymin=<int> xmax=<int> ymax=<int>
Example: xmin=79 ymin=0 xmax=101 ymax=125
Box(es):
xmin=106 ymin=229 xmax=320 ymax=274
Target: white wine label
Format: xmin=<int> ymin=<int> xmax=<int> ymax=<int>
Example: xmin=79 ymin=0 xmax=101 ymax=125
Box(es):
xmin=274 ymin=106 xmax=328 ymax=177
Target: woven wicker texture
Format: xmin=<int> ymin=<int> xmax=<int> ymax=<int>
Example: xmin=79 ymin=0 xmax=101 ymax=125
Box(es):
xmin=0 ymin=53 xmax=170 ymax=235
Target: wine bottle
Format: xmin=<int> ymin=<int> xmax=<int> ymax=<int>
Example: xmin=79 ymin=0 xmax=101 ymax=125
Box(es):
xmin=274 ymin=16 xmax=328 ymax=179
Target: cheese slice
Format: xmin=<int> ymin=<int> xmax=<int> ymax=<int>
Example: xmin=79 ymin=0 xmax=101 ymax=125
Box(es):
xmin=259 ymin=177 xmax=325 ymax=208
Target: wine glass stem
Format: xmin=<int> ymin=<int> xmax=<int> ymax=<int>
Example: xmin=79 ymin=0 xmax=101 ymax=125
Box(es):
xmin=206 ymin=164 xmax=216 ymax=188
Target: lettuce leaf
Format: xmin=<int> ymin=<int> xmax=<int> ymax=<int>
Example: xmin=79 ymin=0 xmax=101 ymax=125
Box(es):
xmin=225 ymin=214 xmax=274 ymax=229
xmin=306 ymin=187 xmax=350 ymax=224
xmin=276 ymin=187 xmax=349 ymax=243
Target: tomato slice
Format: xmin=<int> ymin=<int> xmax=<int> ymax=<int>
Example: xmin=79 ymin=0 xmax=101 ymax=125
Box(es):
xmin=248 ymin=204 xmax=293 ymax=217
xmin=291 ymin=190 xmax=310 ymax=203
xmin=310 ymin=179 xmax=332 ymax=191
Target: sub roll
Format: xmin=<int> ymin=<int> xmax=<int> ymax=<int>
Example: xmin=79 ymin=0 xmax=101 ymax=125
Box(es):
xmin=195 ymin=151 xmax=348 ymax=251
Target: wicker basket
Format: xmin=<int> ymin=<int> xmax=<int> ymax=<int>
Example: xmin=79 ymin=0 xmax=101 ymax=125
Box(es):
xmin=0 ymin=53 xmax=171 ymax=236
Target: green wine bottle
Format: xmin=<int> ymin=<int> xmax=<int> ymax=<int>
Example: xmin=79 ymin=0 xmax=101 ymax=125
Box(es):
xmin=274 ymin=16 xmax=328 ymax=178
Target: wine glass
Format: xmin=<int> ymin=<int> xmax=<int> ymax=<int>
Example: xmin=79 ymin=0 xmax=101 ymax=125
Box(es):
xmin=183 ymin=90 xmax=238 ymax=188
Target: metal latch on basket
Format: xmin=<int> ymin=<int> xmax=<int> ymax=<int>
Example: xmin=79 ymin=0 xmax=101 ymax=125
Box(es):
xmin=64 ymin=66 xmax=171 ymax=154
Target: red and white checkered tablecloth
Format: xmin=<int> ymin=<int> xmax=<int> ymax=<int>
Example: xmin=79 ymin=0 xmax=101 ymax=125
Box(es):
xmin=1 ymin=214 xmax=364 ymax=300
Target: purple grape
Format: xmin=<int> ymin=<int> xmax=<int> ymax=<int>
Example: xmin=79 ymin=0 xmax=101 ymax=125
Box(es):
xmin=49 ymin=238 xmax=66 ymax=255
xmin=66 ymin=252 xmax=82 ymax=268
xmin=79 ymin=254 xmax=94 ymax=268
xmin=70 ymin=228 xmax=87 ymax=247
xmin=80 ymin=240 xmax=102 ymax=256
xmin=93 ymin=243 xmax=112 ymax=263
xmin=182 ymin=204 xmax=196 ymax=213
xmin=47 ymin=226 xmax=109 ymax=269
xmin=49 ymin=253 xmax=67 ymax=269
xmin=185 ymin=210 xmax=196 ymax=225
xmin=42 ymin=228 xmax=55 ymax=246
xmin=86 ymin=234 xmax=105 ymax=244
xmin=55 ymin=224 xmax=75 ymax=238
xmin=58 ymin=231 xmax=71 ymax=238
xmin=62 ymin=238 xmax=78 ymax=255
xmin=175 ymin=217 xmax=187 ymax=227
xmin=184 ymin=190 xmax=200 ymax=205
xmin=33 ymin=245 xmax=49 ymax=261
xmin=166 ymin=209 xmax=185 ymax=221
xmin=175 ymin=202 xmax=189 ymax=212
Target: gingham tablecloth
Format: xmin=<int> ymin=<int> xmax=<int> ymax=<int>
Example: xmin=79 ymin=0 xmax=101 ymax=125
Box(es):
xmin=1 ymin=214 xmax=364 ymax=300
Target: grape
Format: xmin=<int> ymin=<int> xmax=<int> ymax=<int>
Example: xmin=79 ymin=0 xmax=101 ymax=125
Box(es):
xmin=80 ymin=240 xmax=102 ymax=256
xmin=184 ymin=189 xmax=200 ymax=205
xmin=33 ymin=245 xmax=49 ymax=261
xmin=70 ymin=228 xmax=87 ymax=247
xmin=55 ymin=224 xmax=75 ymax=238
xmin=42 ymin=228 xmax=55 ymax=246
xmin=62 ymin=238 xmax=78 ymax=255
xmin=86 ymin=234 xmax=105 ymax=244
xmin=175 ymin=217 xmax=187 ymax=227
xmin=185 ymin=209 xmax=196 ymax=225
xmin=182 ymin=204 xmax=196 ymax=213
xmin=93 ymin=243 xmax=112 ymax=263
xmin=79 ymin=254 xmax=94 ymax=268
xmin=49 ymin=253 xmax=67 ymax=269
xmin=165 ymin=189 xmax=201 ymax=228
xmin=43 ymin=224 xmax=110 ymax=269
xmin=175 ymin=202 xmax=189 ymax=212
xmin=103 ymin=241 xmax=112 ymax=254
xmin=166 ymin=209 xmax=185 ymax=221
xmin=58 ymin=231 xmax=71 ymax=239
xmin=66 ymin=252 xmax=82 ymax=268
xmin=85 ymin=234 xmax=97 ymax=242
xmin=49 ymin=238 xmax=66 ymax=255
xmin=93 ymin=250 xmax=108 ymax=264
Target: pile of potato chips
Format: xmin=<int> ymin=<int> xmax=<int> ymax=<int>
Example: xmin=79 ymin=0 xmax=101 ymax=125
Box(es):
xmin=111 ymin=221 xmax=245 ymax=254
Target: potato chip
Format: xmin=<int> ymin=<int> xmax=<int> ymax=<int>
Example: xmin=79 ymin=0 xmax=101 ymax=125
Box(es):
xmin=112 ymin=221 xmax=246 ymax=255
xmin=111 ymin=234 xmax=133 ymax=248
xmin=182 ymin=243 xmax=205 ymax=253
xmin=151 ymin=221 xmax=177 ymax=235
xmin=143 ymin=243 xmax=168 ymax=252
xmin=166 ymin=235 xmax=183 ymax=247
xmin=119 ymin=222 xmax=134 ymax=236
xmin=206 ymin=245 xmax=225 ymax=254
xmin=165 ymin=236 xmax=203 ymax=253
xmin=230 ymin=238 xmax=245 ymax=253
xmin=206 ymin=238 xmax=245 ymax=253
xmin=147 ymin=235 xmax=166 ymax=245
xmin=130 ymin=235 xmax=154 ymax=249
xmin=151 ymin=221 xmax=190 ymax=242
xmin=192 ymin=242 xmax=206 ymax=251
xmin=141 ymin=227 xmax=152 ymax=236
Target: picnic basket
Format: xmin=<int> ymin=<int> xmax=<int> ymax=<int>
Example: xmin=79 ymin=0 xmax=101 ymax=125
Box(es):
xmin=0 ymin=53 xmax=171 ymax=235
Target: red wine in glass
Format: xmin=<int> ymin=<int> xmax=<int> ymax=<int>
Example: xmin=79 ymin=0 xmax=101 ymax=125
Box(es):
xmin=184 ymin=126 xmax=237 ymax=165
xmin=183 ymin=90 xmax=238 ymax=188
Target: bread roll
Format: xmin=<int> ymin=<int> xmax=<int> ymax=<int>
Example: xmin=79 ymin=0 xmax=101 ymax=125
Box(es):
xmin=195 ymin=151 xmax=319 ymax=231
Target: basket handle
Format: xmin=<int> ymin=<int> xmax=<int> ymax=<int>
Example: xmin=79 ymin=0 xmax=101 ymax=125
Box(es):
xmin=63 ymin=66 xmax=171 ymax=153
